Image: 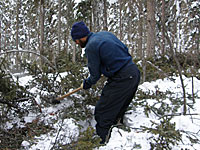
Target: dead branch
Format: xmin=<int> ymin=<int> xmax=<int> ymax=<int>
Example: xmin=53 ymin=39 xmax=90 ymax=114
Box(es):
xmin=164 ymin=26 xmax=187 ymax=115
xmin=0 ymin=98 xmax=18 ymax=109
xmin=0 ymin=49 xmax=57 ymax=71
xmin=146 ymin=61 xmax=168 ymax=77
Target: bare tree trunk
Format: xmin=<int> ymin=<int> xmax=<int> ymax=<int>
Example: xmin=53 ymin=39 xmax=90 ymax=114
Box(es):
xmin=119 ymin=0 xmax=123 ymax=40
xmin=197 ymin=22 xmax=200 ymax=54
xmin=64 ymin=30 xmax=68 ymax=55
xmin=142 ymin=58 xmax=146 ymax=83
xmin=16 ymin=0 xmax=20 ymax=71
xmin=192 ymin=76 xmax=194 ymax=103
xmin=173 ymin=1 xmax=178 ymax=54
xmin=58 ymin=0 xmax=61 ymax=52
xmin=190 ymin=66 xmax=195 ymax=103
xmin=39 ymin=0 xmax=45 ymax=64
xmin=91 ymin=0 xmax=96 ymax=32
xmin=72 ymin=43 xmax=76 ymax=63
xmin=147 ymin=0 xmax=155 ymax=58
xmin=103 ymin=0 xmax=108 ymax=31
xmin=138 ymin=0 xmax=143 ymax=59
xmin=87 ymin=0 xmax=92 ymax=32
xmin=161 ymin=0 xmax=165 ymax=55
xmin=27 ymin=23 xmax=31 ymax=59
xmin=0 ymin=17 xmax=1 ymax=52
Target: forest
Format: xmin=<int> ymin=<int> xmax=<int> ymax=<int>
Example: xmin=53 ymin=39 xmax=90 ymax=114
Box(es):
xmin=0 ymin=0 xmax=200 ymax=149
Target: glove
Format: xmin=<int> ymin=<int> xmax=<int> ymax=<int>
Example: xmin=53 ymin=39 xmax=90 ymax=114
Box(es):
xmin=82 ymin=79 xmax=92 ymax=90
xmin=80 ymin=83 xmax=84 ymax=89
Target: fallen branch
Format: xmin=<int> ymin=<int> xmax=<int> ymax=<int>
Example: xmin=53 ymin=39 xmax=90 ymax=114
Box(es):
xmin=15 ymin=97 xmax=31 ymax=102
xmin=146 ymin=61 xmax=168 ymax=77
xmin=0 ymin=49 xmax=57 ymax=71
xmin=0 ymin=98 xmax=18 ymax=109
xmin=163 ymin=113 xmax=200 ymax=117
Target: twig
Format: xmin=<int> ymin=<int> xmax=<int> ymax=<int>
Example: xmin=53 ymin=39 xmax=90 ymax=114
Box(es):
xmin=15 ymin=97 xmax=30 ymax=102
xmin=50 ymin=119 xmax=64 ymax=150
xmin=31 ymin=97 xmax=42 ymax=113
xmin=163 ymin=113 xmax=200 ymax=117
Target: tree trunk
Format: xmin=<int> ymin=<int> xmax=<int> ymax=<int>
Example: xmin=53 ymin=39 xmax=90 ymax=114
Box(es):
xmin=64 ymin=29 xmax=69 ymax=56
xmin=147 ymin=0 xmax=155 ymax=58
xmin=138 ymin=0 xmax=143 ymax=59
xmin=161 ymin=0 xmax=165 ymax=55
xmin=39 ymin=0 xmax=45 ymax=64
xmin=0 ymin=17 xmax=1 ymax=52
xmin=192 ymin=76 xmax=194 ymax=103
xmin=58 ymin=0 xmax=61 ymax=52
xmin=119 ymin=0 xmax=123 ymax=40
xmin=72 ymin=43 xmax=76 ymax=63
xmin=16 ymin=0 xmax=20 ymax=71
xmin=103 ymin=0 xmax=108 ymax=31
xmin=27 ymin=23 xmax=31 ymax=59
xmin=142 ymin=58 xmax=146 ymax=83
xmin=91 ymin=0 xmax=96 ymax=32
xmin=197 ymin=21 xmax=200 ymax=55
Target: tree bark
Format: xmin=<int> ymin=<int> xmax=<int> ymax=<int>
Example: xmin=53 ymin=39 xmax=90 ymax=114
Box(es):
xmin=161 ymin=0 xmax=165 ymax=55
xmin=39 ymin=0 xmax=45 ymax=64
xmin=16 ymin=0 xmax=20 ymax=71
xmin=72 ymin=43 xmax=76 ymax=63
xmin=147 ymin=0 xmax=155 ymax=58
xmin=0 ymin=17 xmax=1 ymax=52
xmin=119 ymin=0 xmax=123 ymax=40
xmin=58 ymin=0 xmax=61 ymax=52
xmin=138 ymin=0 xmax=143 ymax=59
xmin=103 ymin=0 xmax=108 ymax=31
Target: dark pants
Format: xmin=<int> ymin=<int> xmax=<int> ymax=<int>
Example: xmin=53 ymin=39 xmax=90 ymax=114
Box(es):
xmin=94 ymin=64 xmax=140 ymax=143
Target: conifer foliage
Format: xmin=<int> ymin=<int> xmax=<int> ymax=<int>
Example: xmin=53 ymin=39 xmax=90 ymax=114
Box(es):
xmin=0 ymin=0 xmax=200 ymax=149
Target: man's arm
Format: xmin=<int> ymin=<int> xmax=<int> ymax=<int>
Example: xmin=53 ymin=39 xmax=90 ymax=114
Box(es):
xmin=84 ymin=45 xmax=101 ymax=89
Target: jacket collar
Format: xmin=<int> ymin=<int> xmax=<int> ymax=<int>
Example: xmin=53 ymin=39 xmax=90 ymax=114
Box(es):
xmin=86 ymin=32 xmax=93 ymax=44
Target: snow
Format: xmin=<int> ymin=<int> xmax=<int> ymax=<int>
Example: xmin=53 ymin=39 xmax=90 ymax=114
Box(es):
xmin=140 ymin=76 xmax=200 ymax=96
xmin=14 ymin=74 xmax=200 ymax=149
xmin=75 ymin=0 xmax=118 ymax=4
xmin=26 ymin=118 xmax=79 ymax=150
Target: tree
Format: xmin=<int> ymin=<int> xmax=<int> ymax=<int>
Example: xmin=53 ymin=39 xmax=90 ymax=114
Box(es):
xmin=39 ymin=0 xmax=45 ymax=65
xmin=137 ymin=0 xmax=144 ymax=59
xmin=161 ymin=0 xmax=166 ymax=56
xmin=58 ymin=0 xmax=61 ymax=52
xmin=119 ymin=0 xmax=123 ymax=40
xmin=188 ymin=0 xmax=200 ymax=55
xmin=16 ymin=0 xmax=20 ymax=71
xmin=0 ymin=1 xmax=2 ymax=52
xmin=63 ymin=0 xmax=76 ymax=58
xmin=146 ymin=0 xmax=156 ymax=58
xmin=103 ymin=0 xmax=108 ymax=31
xmin=0 ymin=15 xmax=1 ymax=52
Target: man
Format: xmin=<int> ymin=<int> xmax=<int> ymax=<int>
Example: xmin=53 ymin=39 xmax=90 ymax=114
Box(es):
xmin=71 ymin=21 xmax=140 ymax=144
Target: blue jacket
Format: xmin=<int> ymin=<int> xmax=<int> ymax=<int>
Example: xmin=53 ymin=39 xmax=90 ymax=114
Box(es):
xmin=85 ymin=31 xmax=134 ymax=86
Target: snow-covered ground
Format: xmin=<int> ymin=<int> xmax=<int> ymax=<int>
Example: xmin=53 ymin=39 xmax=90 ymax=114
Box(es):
xmin=14 ymin=74 xmax=200 ymax=149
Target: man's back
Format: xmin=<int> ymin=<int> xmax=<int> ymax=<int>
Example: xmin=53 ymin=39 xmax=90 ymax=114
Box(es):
xmin=86 ymin=31 xmax=133 ymax=78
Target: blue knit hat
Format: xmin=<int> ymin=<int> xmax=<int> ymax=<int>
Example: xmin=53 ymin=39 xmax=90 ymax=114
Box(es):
xmin=71 ymin=21 xmax=90 ymax=41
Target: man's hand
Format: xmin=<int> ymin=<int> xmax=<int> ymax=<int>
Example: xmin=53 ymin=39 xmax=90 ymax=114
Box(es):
xmin=82 ymin=79 xmax=92 ymax=90
xmin=80 ymin=83 xmax=84 ymax=89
